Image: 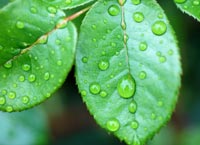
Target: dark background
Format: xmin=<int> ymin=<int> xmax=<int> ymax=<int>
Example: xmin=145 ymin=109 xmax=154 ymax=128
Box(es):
xmin=0 ymin=0 xmax=200 ymax=145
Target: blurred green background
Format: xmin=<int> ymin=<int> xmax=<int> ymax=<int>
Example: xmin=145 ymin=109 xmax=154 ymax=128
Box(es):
xmin=1 ymin=0 xmax=200 ymax=145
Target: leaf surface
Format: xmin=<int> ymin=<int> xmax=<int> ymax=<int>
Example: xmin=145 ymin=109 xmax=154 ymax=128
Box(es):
xmin=174 ymin=0 xmax=200 ymax=21
xmin=0 ymin=0 xmax=77 ymax=111
xmin=76 ymin=0 xmax=181 ymax=144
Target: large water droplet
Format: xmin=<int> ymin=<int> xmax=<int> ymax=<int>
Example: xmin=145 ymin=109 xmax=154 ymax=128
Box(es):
xmin=16 ymin=21 xmax=25 ymax=29
xmin=133 ymin=12 xmax=144 ymax=23
xmin=0 ymin=96 xmax=6 ymax=105
xmin=108 ymin=5 xmax=120 ymax=16
xmin=128 ymin=100 xmax=137 ymax=113
xmin=89 ymin=83 xmax=101 ymax=94
xmin=98 ymin=60 xmax=109 ymax=71
xmin=106 ymin=118 xmax=120 ymax=132
xmin=131 ymin=0 xmax=141 ymax=5
xmin=8 ymin=91 xmax=16 ymax=99
xmin=22 ymin=64 xmax=31 ymax=71
xmin=174 ymin=0 xmax=186 ymax=4
xmin=151 ymin=21 xmax=167 ymax=36
xmin=131 ymin=120 xmax=139 ymax=129
xmin=28 ymin=74 xmax=36 ymax=82
xmin=22 ymin=96 xmax=29 ymax=104
xmin=4 ymin=61 xmax=13 ymax=69
xmin=47 ymin=6 xmax=57 ymax=14
xmin=117 ymin=74 xmax=136 ymax=99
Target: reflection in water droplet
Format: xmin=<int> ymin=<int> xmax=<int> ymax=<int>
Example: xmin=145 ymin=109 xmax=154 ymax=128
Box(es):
xmin=117 ymin=74 xmax=136 ymax=99
xmin=89 ymin=83 xmax=101 ymax=95
xmin=108 ymin=5 xmax=120 ymax=16
xmin=106 ymin=118 xmax=120 ymax=132
xmin=152 ymin=21 xmax=167 ymax=36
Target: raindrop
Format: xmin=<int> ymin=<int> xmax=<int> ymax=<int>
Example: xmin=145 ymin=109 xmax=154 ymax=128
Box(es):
xmin=89 ymin=83 xmax=101 ymax=95
xmin=193 ymin=0 xmax=200 ymax=5
xmin=100 ymin=91 xmax=108 ymax=97
xmin=139 ymin=42 xmax=147 ymax=51
xmin=6 ymin=106 xmax=13 ymax=112
xmin=28 ymin=74 xmax=36 ymax=82
xmin=98 ymin=60 xmax=109 ymax=71
xmin=92 ymin=24 xmax=97 ymax=29
xmin=0 ymin=96 xmax=6 ymax=105
xmin=131 ymin=0 xmax=141 ymax=5
xmin=1 ymin=90 xmax=7 ymax=95
xmin=174 ymin=0 xmax=187 ymax=4
xmin=16 ymin=21 xmax=25 ymax=29
xmin=4 ymin=61 xmax=13 ymax=69
xmin=38 ymin=35 xmax=48 ymax=44
xmin=139 ymin=71 xmax=147 ymax=80
xmin=22 ymin=96 xmax=29 ymax=104
xmin=168 ymin=49 xmax=174 ymax=55
xmin=117 ymin=74 xmax=136 ymax=99
xmin=158 ymin=101 xmax=163 ymax=107
xmin=81 ymin=90 xmax=87 ymax=96
xmin=55 ymin=39 xmax=61 ymax=45
xmin=22 ymin=64 xmax=31 ymax=71
xmin=108 ymin=5 xmax=120 ymax=16
xmin=118 ymin=0 xmax=126 ymax=6
xmin=30 ymin=7 xmax=37 ymax=14
xmin=8 ymin=92 xmax=16 ymax=99
xmin=82 ymin=57 xmax=88 ymax=63
xmin=47 ymin=6 xmax=57 ymax=14
xmin=151 ymin=113 xmax=156 ymax=120
xmin=159 ymin=56 xmax=167 ymax=63
xmin=57 ymin=60 xmax=63 ymax=66
xmin=151 ymin=21 xmax=167 ymax=36
xmin=128 ymin=100 xmax=137 ymax=113
xmin=65 ymin=0 xmax=72 ymax=4
xmin=133 ymin=12 xmax=144 ymax=23
xmin=44 ymin=72 xmax=50 ymax=80
xmin=106 ymin=118 xmax=120 ymax=132
xmin=131 ymin=120 xmax=139 ymax=129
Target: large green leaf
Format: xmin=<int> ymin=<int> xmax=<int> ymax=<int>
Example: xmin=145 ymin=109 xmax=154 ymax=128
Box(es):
xmin=0 ymin=0 xmax=77 ymax=111
xmin=76 ymin=0 xmax=181 ymax=144
xmin=174 ymin=0 xmax=200 ymax=21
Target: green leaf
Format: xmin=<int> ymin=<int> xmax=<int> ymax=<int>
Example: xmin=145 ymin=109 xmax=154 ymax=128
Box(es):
xmin=174 ymin=0 xmax=200 ymax=21
xmin=76 ymin=0 xmax=181 ymax=144
xmin=0 ymin=0 xmax=77 ymax=111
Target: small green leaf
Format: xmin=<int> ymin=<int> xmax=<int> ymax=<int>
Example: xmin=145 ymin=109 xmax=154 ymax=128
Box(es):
xmin=0 ymin=0 xmax=77 ymax=111
xmin=76 ymin=0 xmax=181 ymax=144
xmin=174 ymin=0 xmax=200 ymax=21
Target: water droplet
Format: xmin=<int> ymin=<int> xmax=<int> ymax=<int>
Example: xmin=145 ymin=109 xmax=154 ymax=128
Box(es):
xmin=0 ymin=96 xmax=6 ymax=105
xmin=22 ymin=64 xmax=31 ymax=71
xmin=152 ymin=21 xmax=167 ymax=36
xmin=133 ymin=12 xmax=144 ymax=23
xmin=44 ymin=72 xmax=50 ymax=80
xmin=100 ymin=91 xmax=107 ymax=97
xmin=128 ymin=100 xmax=137 ymax=113
xmin=132 ymin=135 xmax=141 ymax=145
xmin=174 ymin=0 xmax=186 ymax=4
xmin=57 ymin=60 xmax=63 ymax=66
xmin=131 ymin=120 xmax=139 ymax=129
xmin=158 ymin=12 xmax=164 ymax=19
xmin=19 ymin=75 xmax=25 ymax=82
xmin=117 ymin=74 xmax=136 ymax=99
xmin=139 ymin=42 xmax=147 ymax=51
xmin=47 ymin=6 xmax=57 ymax=14
xmin=159 ymin=56 xmax=167 ymax=63
xmin=65 ymin=0 xmax=72 ymax=4
xmin=108 ymin=5 xmax=120 ymax=16
xmin=81 ymin=90 xmax=87 ymax=96
xmin=92 ymin=24 xmax=97 ymax=29
xmin=16 ymin=21 xmax=25 ymax=29
xmin=0 ymin=45 xmax=3 ymax=50
xmin=131 ymin=0 xmax=141 ymax=5
xmin=82 ymin=57 xmax=88 ymax=63
xmin=118 ymin=0 xmax=126 ymax=6
xmin=89 ymin=83 xmax=101 ymax=95
xmin=121 ymin=21 xmax=126 ymax=30
xmin=22 ymin=96 xmax=29 ymax=104
xmin=4 ymin=61 xmax=12 ymax=69
xmin=28 ymin=74 xmax=36 ymax=82
xmin=55 ymin=39 xmax=61 ymax=45
xmin=1 ymin=90 xmax=7 ymax=95
xmin=106 ymin=118 xmax=120 ymax=132
xmin=158 ymin=101 xmax=163 ymax=107
xmin=8 ymin=92 xmax=16 ymax=99
xmin=151 ymin=113 xmax=156 ymax=120
xmin=56 ymin=18 xmax=68 ymax=29
xmin=168 ymin=49 xmax=174 ymax=55
xmin=193 ymin=0 xmax=200 ymax=5
xmin=30 ymin=7 xmax=37 ymax=14
xmin=38 ymin=35 xmax=48 ymax=44
xmin=139 ymin=71 xmax=147 ymax=80
xmin=98 ymin=60 xmax=109 ymax=71
xmin=6 ymin=106 xmax=13 ymax=112
xmin=13 ymin=83 xmax=17 ymax=88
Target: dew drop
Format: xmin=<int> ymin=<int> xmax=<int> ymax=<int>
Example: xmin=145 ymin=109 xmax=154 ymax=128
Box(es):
xmin=100 ymin=91 xmax=108 ymax=97
xmin=22 ymin=96 xmax=29 ymax=104
xmin=159 ymin=56 xmax=167 ymax=63
xmin=55 ymin=39 xmax=61 ymax=45
xmin=1 ymin=90 xmax=7 ymax=95
xmin=47 ymin=6 xmax=57 ymax=14
xmin=133 ymin=12 xmax=144 ymax=23
xmin=22 ymin=64 xmax=31 ymax=71
xmin=158 ymin=101 xmax=163 ymax=107
xmin=98 ymin=60 xmax=109 ymax=71
xmin=30 ymin=7 xmax=37 ymax=14
xmin=65 ymin=0 xmax=72 ymax=4
xmin=174 ymin=0 xmax=186 ymax=4
xmin=57 ymin=60 xmax=63 ymax=66
xmin=89 ymin=83 xmax=101 ymax=95
xmin=44 ymin=72 xmax=50 ymax=80
xmin=139 ymin=71 xmax=147 ymax=80
xmin=6 ymin=106 xmax=13 ymax=112
xmin=81 ymin=90 xmax=87 ymax=96
xmin=0 ymin=96 xmax=6 ymax=105
xmin=56 ymin=18 xmax=68 ymax=29
xmin=151 ymin=113 xmax=156 ymax=120
xmin=8 ymin=91 xmax=16 ymax=99
xmin=28 ymin=74 xmax=36 ymax=82
xmin=152 ymin=21 xmax=167 ymax=36
xmin=118 ymin=0 xmax=126 ymax=6
xmin=82 ymin=57 xmax=88 ymax=63
xmin=16 ymin=21 xmax=25 ymax=29
xmin=131 ymin=0 xmax=141 ymax=5
xmin=38 ymin=35 xmax=48 ymax=44
xmin=117 ymin=74 xmax=136 ymax=99
xmin=108 ymin=5 xmax=120 ymax=16
xmin=92 ymin=24 xmax=97 ymax=29
xmin=106 ymin=118 xmax=120 ymax=132
xmin=4 ymin=61 xmax=13 ymax=69
xmin=193 ymin=0 xmax=200 ymax=5
xmin=128 ymin=100 xmax=137 ymax=113
xmin=131 ymin=120 xmax=139 ymax=129
xmin=139 ymin=42 xmax=147 ymax=51
xmin=168 ymin=49 xmax=174 ymax=55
